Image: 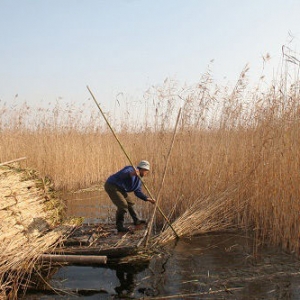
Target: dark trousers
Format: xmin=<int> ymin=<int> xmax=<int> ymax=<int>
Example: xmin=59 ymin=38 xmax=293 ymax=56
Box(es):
xmin=104 ymin=182 xmax=139 ymax=229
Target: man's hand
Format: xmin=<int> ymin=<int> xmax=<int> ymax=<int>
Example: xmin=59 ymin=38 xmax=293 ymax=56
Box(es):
xmin=146 ymin=198 xmax=156 ymax=204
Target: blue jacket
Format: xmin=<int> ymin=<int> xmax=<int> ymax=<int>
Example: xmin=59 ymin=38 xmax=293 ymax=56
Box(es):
xmin=106 ymin=166 xmax=148 ymax=201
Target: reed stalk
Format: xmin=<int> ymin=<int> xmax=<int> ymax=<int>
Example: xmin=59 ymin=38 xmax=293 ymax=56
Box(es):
xmin=144 ymin=108 xmax=182 ymax=246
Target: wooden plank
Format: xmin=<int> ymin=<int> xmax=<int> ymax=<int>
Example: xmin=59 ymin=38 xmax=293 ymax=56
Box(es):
xmin=40 ymin=254 xmax=107 ymax=265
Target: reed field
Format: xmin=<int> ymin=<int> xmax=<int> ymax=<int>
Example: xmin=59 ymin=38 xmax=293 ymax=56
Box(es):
xmin=1 ymin=55 xmax=300 ymax=255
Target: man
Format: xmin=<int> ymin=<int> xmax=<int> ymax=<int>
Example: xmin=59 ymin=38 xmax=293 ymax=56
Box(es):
xmin=104 ymin=160 xmax=156 ymax=232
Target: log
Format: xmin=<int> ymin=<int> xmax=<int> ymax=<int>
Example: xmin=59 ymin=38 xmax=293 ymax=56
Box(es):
xmin=53 ymin=246 xmax=137 ymax=258
xmin=40 ymin=254 xmax=107 ymax=265
xmin=25 ymin=287 xmax=109 ymax=296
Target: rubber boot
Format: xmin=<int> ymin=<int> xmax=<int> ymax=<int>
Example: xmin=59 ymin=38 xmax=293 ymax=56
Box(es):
xmin=116 ymin=210 xmax=129 ymax=232
xmin=128 ymin=205 xmax=146 ymax=225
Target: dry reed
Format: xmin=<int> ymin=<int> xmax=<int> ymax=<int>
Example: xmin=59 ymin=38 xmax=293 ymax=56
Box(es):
xmin=0 ymin=165 xmax=71 ymax=299
xmin=0 ymin=49 xmax=300 ymax=255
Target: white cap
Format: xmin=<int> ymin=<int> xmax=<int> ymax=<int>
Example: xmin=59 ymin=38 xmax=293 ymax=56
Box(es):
xmin=137 ymin=160 xmax=150 ymax=171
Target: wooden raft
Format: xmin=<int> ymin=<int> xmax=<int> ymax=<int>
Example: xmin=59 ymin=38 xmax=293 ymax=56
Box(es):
xmin=47 ymin=223 xmax=148 ymax=264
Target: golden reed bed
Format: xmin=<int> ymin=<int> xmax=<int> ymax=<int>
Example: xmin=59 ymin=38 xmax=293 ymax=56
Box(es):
xmin=1 ymin=53 xmax=300 ymax=287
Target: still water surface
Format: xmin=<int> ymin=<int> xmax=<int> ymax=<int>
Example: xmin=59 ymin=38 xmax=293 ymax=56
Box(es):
xmin=24 ymin=191 xmax=300 ymax=299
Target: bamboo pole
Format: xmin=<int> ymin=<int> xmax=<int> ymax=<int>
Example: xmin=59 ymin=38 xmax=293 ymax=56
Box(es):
xmin=0 ymin=157 xmax=27 ymax=167
xmin=144 ymin=108 xmax=182 ymax=247
xmin=87 ymin=86 xmax=179 ymax=238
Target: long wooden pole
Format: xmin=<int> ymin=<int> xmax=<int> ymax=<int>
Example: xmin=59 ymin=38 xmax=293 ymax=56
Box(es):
xmin=87 ymin=86 xmax=179 ymax=238
xmin=0 ymin=157 xmax=27 ymax=167
xmin=144 ymin=108 xmax=181 ymax=246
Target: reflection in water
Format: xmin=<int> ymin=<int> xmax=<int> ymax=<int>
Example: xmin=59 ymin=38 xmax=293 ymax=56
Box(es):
xmin=23 ymin=234 xmax=300 ymax=299
xmin=115 ymin=269 xmax=135 ymax=297
xmin=99 ymin=262 xmax=149 ymax=298
xmin=149 ymin=234 xmax=300 ymax=299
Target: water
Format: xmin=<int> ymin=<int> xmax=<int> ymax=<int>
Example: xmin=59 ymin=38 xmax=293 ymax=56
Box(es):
xmin=24 ymin=233 xmax=300 ymax=299
xmin=24 ymin=191 xmax=300 ymax=299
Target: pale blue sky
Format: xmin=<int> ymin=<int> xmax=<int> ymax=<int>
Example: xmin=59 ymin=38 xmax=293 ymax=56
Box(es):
xmin=1 ymin=0 xmax=300 ymax=110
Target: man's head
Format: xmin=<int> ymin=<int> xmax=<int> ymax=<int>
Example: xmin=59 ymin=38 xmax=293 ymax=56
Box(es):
xmin=137 ymin=160 xmax=150 ymax=177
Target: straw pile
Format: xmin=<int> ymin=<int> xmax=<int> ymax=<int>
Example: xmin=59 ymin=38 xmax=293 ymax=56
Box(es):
xmin=0 ymin=165 xmax=71 ymax=299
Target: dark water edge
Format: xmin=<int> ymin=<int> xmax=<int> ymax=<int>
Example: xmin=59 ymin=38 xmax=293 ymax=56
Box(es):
xmin=23 ymin=233 xmax=300 ymax=300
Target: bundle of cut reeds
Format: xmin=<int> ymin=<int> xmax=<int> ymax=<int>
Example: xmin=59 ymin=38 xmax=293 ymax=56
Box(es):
xmin=153 ymin=182 xmax=249 ymax=245
xmin=0 ymin=165 xmax=71 ymax=299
